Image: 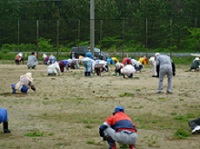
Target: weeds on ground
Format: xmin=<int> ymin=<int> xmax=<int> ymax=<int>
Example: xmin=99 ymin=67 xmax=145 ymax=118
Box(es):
xmin=119 ymin=92 xmax=134 ymax=97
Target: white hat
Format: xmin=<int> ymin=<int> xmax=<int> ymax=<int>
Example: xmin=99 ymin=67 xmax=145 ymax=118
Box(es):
xmin=155 ymin=53 xmax=160 ymax=56
xmin=18 ymin=52 xmax=23 ymax=57
xmin=195 ymin=57 xmax=199 ymax=61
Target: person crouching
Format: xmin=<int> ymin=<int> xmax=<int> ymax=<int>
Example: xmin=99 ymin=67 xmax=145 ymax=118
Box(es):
xmin=115 ymin=62 xmax=124 ymax=76
xmin=94 ymin=60 xmax=108 ymax=76
xmin=120 ymin=64 xmax=136 ymax=78
xmin=59 ymin=60 xmax=70 ymax=72
xmin=99 ymin=106 xmax=137 ymax=149
xmin=47 ymin=61 xmax=61 ymax=76
xmin=11 ymin=72 xmax=36 ymax=94
xmin=0 ymin=108 xmax=11 ymax=133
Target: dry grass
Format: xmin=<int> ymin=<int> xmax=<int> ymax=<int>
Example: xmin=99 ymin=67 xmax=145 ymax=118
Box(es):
xmin=0 ymin=63 xmax=200 ymax=149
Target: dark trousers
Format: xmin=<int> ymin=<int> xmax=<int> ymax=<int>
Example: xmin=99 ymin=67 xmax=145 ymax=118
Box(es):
xmin=188 ymin=117 xmax=200 ymax=129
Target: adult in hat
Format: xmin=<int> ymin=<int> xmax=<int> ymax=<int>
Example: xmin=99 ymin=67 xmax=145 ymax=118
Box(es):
xmin=11 ymin=72 xmax=36 ymax=94
xmin=99 ymin=106 xmax=137 ymax=149
xmin=115 ymin=62 xmax=124 ymax=76
xmin=15 ymin=52 xmax=24 ymax=65
xmin=155 ymin=53 xmax=174 ymax=94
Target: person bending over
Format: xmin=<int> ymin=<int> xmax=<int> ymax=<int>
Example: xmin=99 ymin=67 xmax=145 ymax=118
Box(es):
xmin=99 ymin=106 xmax=137 ymax=149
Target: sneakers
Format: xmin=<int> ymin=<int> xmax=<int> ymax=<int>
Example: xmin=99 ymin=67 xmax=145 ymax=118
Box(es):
xmin=166 ymin=91 xmax=172 ymax=94
xmin=192 ymin=125 xmax=200 ymax=134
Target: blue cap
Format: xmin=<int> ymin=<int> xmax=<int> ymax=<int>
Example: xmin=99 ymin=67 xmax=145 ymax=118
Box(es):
xmin=114 ymin=106 xmax=124 ymax=113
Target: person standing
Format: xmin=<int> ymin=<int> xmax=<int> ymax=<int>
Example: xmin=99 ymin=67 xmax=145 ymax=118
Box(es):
xmin=0 ymin=108 xmax=11 ymax=133
xmin=85 ymin=49 xmax=94 ymax=59
xmin=149 ymin=56 xmax=157 ymax=77
xmin=27 ymin=52 xmax=38 ymax=69
xmin=99 ymin=106 xmax=137 ymax=149
xmin=82 ymin=57 xmax=94 ymax=77
xmin=155 ymin=53 xmax=173 ymax=94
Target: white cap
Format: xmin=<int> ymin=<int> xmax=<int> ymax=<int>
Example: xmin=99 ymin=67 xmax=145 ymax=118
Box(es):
xmin=195 ymin=57 xmax=199 ymax=61
xmin=155 ymin=53 xmax=160 ymax=56
xmin=18 ymin=52 xmax=22 ymax=57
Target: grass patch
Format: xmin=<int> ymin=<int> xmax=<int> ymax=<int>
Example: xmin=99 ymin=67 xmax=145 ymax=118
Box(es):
xmin=25 ymin=131 xmax=45 ymax=137
xmin=173 ymin=128 xmax=190 ymax=139
xmin=119 ymin=92 xmax=134 ymax=97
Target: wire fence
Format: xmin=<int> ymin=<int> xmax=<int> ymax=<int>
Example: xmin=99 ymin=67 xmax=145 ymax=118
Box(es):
xmin=0 ymin=18 xmax=199 ymax=57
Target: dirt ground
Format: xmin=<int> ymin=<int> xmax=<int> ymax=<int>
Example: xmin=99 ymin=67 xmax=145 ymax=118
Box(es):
xmin=0 ymin=63 xmax=200 ymax=149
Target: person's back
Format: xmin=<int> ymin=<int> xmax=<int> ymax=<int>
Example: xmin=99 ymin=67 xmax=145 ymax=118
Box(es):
xmin=156 ymin=55 xmax=172 ymax=67
xmin=48 ymin=62 xmax=60 ymax=75
xmin=155 ymin=53 xmax=173 ymax=94
xmin=99 ymin=106 xmax=137 ymax=149
xmin=27 ymin=52 xmax=38 ymax=69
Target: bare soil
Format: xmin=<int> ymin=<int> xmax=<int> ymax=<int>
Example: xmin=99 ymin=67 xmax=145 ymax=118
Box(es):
xmin=0 ymin=63 xmax=199 ymax=149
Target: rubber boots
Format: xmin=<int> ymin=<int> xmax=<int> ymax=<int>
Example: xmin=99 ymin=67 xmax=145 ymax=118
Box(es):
xmin=88 ymin=72 xmax=91 ymax=77
xmin=3 ymin=122 xmax=11 ymax=133
xmin=11 ymin=84 xmax=16 ymax=94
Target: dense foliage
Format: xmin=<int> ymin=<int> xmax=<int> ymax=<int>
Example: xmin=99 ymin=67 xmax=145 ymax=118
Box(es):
xmin=0 ymin=0 xmax=199 ymax=53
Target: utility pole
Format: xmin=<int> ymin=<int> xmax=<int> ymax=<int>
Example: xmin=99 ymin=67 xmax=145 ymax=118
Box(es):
xmin=90 ymin=0 xmax=95 ymax=56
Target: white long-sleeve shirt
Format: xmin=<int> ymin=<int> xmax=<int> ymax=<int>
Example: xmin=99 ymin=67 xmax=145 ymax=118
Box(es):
xmin=47 ymin=62 xmax=61 ymax=75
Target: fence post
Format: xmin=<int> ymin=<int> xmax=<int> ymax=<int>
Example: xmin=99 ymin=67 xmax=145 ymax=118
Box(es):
xmin=56 ymin=19 xmax=60 ymax=59
xmin=90 ymin=0 xmax=95 ymax=56
xmin=36 ymin=20 xmax=39 ymax=58
xmin=170 ymin=18 xmax=172 ymax=57
xmin=100 ymin=20 xmax=103 ymax=53
xmin=78 ymin=19 xmax=80 ymax=47
xmin=122 ymin=18 xmax=125 ymax=57
xmin=18 ymin=20 xmax=20 ymax=52
xmin=145 ymin=18 xmax=148 ymax=57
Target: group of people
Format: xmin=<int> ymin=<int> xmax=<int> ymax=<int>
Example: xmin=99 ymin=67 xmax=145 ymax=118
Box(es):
xmin=113 ymin=56 xmax=147 ymax=79
xmin=15 ymin=52 xmax=38 ymax=69
xmin=9 ymin=51 xmax=199 ymax=149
